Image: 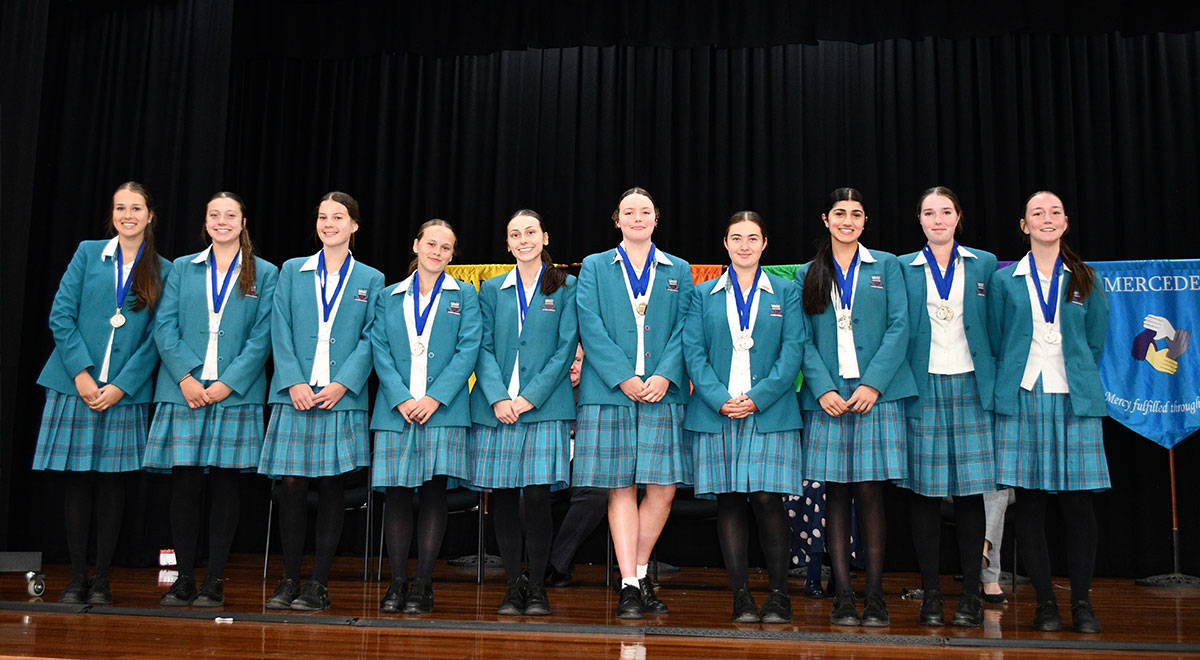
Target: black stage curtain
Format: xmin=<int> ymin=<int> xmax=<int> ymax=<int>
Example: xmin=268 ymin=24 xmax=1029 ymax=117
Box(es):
xmin=4 ymin=1 xmax=1198 ymax=579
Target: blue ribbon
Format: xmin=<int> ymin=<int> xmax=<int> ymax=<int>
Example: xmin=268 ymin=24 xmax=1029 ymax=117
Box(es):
xmin=515 ymin=263 xmax=544 ymax=327
xmin=114 ymin=241 xmax=146 ymax=311
xmin=317 ymin=251 xmax=352 ymax=323
xmin=616 ymin=243 xmax=656 ymax=298
xmin=728 ymin=266 xmax=763 ymax=331
xmin=1028 ymin=253 xmax=1064 ymax=324
xmin=209 ymin=250 xmax=240 ymax=314
xmin=921 ymin=241 xmax=958 ymax=301
xmin=413 ymin=270 xmax=447 ymax=336
xmin=833 ymin=251 xmax=859 ymax=311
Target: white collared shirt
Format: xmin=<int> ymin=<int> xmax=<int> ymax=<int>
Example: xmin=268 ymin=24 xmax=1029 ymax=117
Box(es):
xmin=499 ymin=267 xmax=540 ymax=398
xmin=300 ymin=251 xmax=356 ymax=387
xmin=98 ymin=237 xmax=134 ymax=383
xmin=1014 ymin=253 xmax=1069 ymax=393
xmin=910 ymin=247 xmax=976 ymax=375
xmin=711 ymin=269 xmax=772 ymax=397
xmin=613 ymin=244 xmax=674 ymax=377
xmin=192 ymin=246 xmax=243 ymax=380
xmin=831 ymin=244 xmax=877 ymax=380
xmin=394 ymin=271 xmax=461 ymax=400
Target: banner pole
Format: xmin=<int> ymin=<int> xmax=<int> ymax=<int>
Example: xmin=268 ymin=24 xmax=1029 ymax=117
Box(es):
xmin=1136 ymin=446 xmax=1199 ymax=588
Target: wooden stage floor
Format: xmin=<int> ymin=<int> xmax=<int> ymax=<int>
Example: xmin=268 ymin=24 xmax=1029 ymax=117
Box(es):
xmin=1 ymin=555 xmax=1198 ymax=659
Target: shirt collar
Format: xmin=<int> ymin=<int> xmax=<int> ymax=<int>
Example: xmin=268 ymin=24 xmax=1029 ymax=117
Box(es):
xmin=710 ymin=268 xmax=774 ymax=295
xmin=856 ymin=243 xmax=878 ymax=264
xmin=1013 ymin=251 xmax=1071 ymax=277
xmin=611 ymin=244 xmax=674 ymax=267
xmin=299 ymin=250 xmax=356 ymax=272
xmin=908 ymin=244 xmax=977 ymax=266
xmin=191 ymin=246 xmax=211 ymax=264
xmin=100 ymin=236 xmax=120 ymax=262
xmin=393 ymin=271 xmax=461 ymax=295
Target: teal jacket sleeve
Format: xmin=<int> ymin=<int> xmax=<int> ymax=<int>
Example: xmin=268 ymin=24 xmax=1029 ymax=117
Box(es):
xmin=652 ymin=263 xmax=693 ymax=388
xmin=682 ymin=285 xmax=731 ymax=413
xmin=520 ymin=282 xmax=579 ymax=409
xmin=746 ymin=282 xmax=806 ymax=410
xmin=219 ymin=263 xmax=279 ymax=396
xmin=48 ymin=243 xmax=97 ymax=377
xmin=576 ymin=257 xmax=636 ymax=390
xmin=795 ymin=267 xmax=837 ymax=398
xmin=987 ymin=269 xmax=1007 ymax=360
xmin=427 ymin=286 xmax=483 ymax=405
xmin=153 ymin=260 xmax=203 ymax=384
xmin=371 ymin=288 xmax=415 ymax=409
xmin=473 ymin=282 xmax=512 ymax=406
xmin=1084 ymin=282 xmax=1108 ymax=364
xmin=110 ymin=258 xmax=172 ymax=395
xmin=858 ymin=256 xmax=910 ymax=394
xmin=270 ymin=264 xmax=308 ymax=390
xmin=331 ymin=272 xmax=383 ymax=395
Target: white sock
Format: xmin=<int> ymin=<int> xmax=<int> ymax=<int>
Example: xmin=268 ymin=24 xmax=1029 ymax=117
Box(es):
xmin=621 ymin=577 xmax=640 ymax=589
xmin=636 ymin=564 xmax=648 ymax=579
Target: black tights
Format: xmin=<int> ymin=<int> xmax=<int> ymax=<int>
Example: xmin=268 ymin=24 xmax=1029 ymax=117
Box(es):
xmin=1014 ymin=488 xmax=1097 ymax=603
xmin=277 ymin=474 xmax=345 ymax=585
xmin=169 ymin=467 xmax=241 ymax=580
xmin=62 ymin=471 xmax=124 ymax=578
xmin=909 ymin=493 xmax=985 ymax=594
xmin=716 ymin=492 xmax=791 ymax=593
xmin=827 ymin=481 xmax=886 ymax=597
xmin=383 ymin=476 xmax=448 ymax=584
xmin=491 ymin=485 xmax=552 ymax=586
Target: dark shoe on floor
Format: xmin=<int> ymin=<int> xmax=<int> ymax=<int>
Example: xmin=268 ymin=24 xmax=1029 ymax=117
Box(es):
xmin=193 ymin=576 xmax=225 ymax=608
xmin=759 ymin=589 xmax=793 ymax=624
xmin=981 ymin=590 xmax=1008 ymax=604
xmin=639 ymin=577 xmax=668 ymax=614
xmin=919 ymin=588 xmax=944 ymax=626
xmin=290 ymin=580 xmax=330 ymax=611
xmin=160 ymin=575 xmax=197 ymax=607
xmin=803 ymin=579 xmax=826 ymax=599
xmin=1033 ymin=599 xmax=1062 ymax=632
xmin=265 ymin=577 xmax=301 ymax=610
xmin=861 ymin=592 xmax=890 ymax=627
xmin=524 ymin=582 xmax=551 ymax=616
xmin=58 ymin=574 xmax=90 ymax=605
xmin=379 ymin=578 xmax=407 ymax=614
xmin=403 ymin=580 xmax=434 ymax=614
xmin=1071 ymin=600 xmax=1102 ymax=634
xmin=732 ymin=587 xmax=759 ymax=623
xmin=830 ymin=591 xmax=860 ymax=626
xmin=615 ymin=585 xmax=644 ymax=619
xmin=545 ymin=565 xmax=573 ymax=588
xmin=952 ymin=592 xmax=983 ymax=627
xmin=86 ymin=574 xmax=113 ymax=605
xmin=497 ymin=577 xmax=527 ymax=616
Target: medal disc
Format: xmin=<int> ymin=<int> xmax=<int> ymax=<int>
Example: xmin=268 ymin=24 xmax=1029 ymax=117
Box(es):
xmin=636 ymin=302 xmax=647 ymax=316
xmin=734 ymin=335 xmax=754 ymax=351
xmin=410 ymin=340 xmax=425 ymax=356
xmin=837 ymin=313 xmax=852 ymax=330
xmin=1044 ymin=329 xmax=1061 ymax=344
xmin=936 ymin=303 xmax=955 ymax=321
xmin=110 ymin=312 xmax=126 ymax=328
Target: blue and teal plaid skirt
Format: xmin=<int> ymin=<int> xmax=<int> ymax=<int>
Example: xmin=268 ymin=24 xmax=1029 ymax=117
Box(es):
xmin=802 ymin=378 xmax=907 ymax=483
xmin=257 ymin=404 xmax=369 ymax=478
xmin=144 ymin=402 xmax=265 ymax=472
xmin=469 ymin=420 xmax=571 ymax=491
xmin=692 ymin=417 xmax=802 ymax=496
xmin=994 ymin=379 xmax=1109 ymax=492
xmin=372 ymin=424 xmax=470 ymax=489
xmin=899 ymin=373 xmax=996 ymax=497
xmin=32 ymin=389 xmax=148 ymax=473
xmin=572 ymin=402 xmax=691 ymax=488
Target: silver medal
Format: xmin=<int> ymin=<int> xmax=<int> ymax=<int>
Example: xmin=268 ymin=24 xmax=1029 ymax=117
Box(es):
xmin=1044 ymin=328 xmax=1061 ymax=344
xmin=110 ymin=311 xmax=126 ymax=328
xmin=935 ymin=302 xmax=955 ymax=322
xmin=837 ymin=312 xmax=852 ymax=330
xmin=734 ymin=334 xmax=755 ymax=351
xmin=410 ymin=339 xmax=425 ymax=356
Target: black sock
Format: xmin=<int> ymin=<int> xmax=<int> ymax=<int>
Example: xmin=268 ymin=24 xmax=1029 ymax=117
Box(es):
xmin=93 ymin=472 xmax=125 ymax=577
xmin=909 ymin=493 xmax=942 ymax=592
xmin=954 ymin=494 xmax=985 ymax=597
xmin=825 ymin=482 xmax=853 ymax=594
xmin=414 ymin=476 xmax=448 ymax=583
xmin=750 ymin=491 xmax=790 ymax=593
xmin=853 ymin=481 xmax=886 ymax=598
xmin=206 ymin=468 xmax=241 ymax=580
xmin=1014 ymin=487 xmax=1053 ymax=601
xmin=311 ymin=474 xmax=346 ymax=585
xmin=383 ymin=486 xmax=415 ymax=582
xmin=170 ymin=467 xmax=205 ymax=578
xmin=62 ymin=471 xmax=96 ymax=577
xmin=1058 ymin=491 xmax=1097 ymax=603
xmin=491 ymin=488 xmax=525 ymax=584
xmin=716 ymin=493 xmax=750 ymax=590
xmin=523 ymin=485 xmax=553 ymax=586
xmin=277 ymin=476 xmax=309 ymax=582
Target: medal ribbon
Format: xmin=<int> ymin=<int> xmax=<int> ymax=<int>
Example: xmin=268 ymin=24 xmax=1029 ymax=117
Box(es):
xmin=728 ymin=265 xmax=763 ymax=332
xmin=113 ymin=240 xmax=146 ymax=312
xmin=317 ymin=251 xmax=352 ymax=323
xmin=617 ymin=243 xmax=656 ymax=298
xmin=1028 ymin=253 xmax=1063 ymax=325
xmin=209 ymin=250 xmax=240 ymax=315
xmin=833 ymin=251 xmax=860 ymax=311
xmin=413 ymin=271 xmax=447 ymax=336
xmin=515 ymin=263 xmax=544 ymax=327
xmin=921 ymin=241 xmax=958 ymax=301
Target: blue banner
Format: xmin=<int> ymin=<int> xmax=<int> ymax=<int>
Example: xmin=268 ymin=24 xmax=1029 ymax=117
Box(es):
xmin=1096 ymin=260 xmax=1200 ymax=449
